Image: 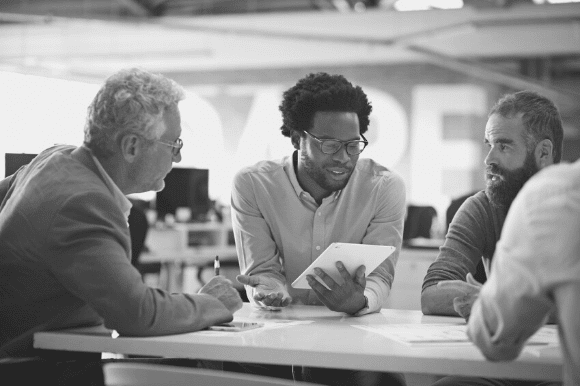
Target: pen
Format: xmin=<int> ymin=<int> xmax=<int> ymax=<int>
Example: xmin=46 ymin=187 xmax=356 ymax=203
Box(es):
xmin=483 ymin=258 xmax=490 ymax=278
xmin=214 ymin=255 xmax=220 ymax=276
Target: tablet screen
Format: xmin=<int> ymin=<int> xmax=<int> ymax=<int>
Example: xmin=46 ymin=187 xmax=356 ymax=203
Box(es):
xmin=291 ymin=243 xmax=396 ymax=290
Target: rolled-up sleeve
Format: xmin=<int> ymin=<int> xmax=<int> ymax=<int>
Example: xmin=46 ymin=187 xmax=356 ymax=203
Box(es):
xmin=231 ymin=169 xmax=287 ymax=305
xmin=358 ymin=172 xmax=406 ymax=314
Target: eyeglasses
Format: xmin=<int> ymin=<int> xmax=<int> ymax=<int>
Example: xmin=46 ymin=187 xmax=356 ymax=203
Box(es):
xmin=304 ymin=131 xmax=368 ymax=156
xmin=155 ymin=138 xmax=183 ymax=156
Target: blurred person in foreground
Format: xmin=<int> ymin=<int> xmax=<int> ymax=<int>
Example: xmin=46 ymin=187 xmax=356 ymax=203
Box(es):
xmin=0 ymin=68 xmax=242 ymax=385
xmin=468 ymin=159 xmax=580 ymax=386
xmin=422 ymin=91 xmax=564 ymax=386
xmin=231 ymin=72 xmax=406 ymax=386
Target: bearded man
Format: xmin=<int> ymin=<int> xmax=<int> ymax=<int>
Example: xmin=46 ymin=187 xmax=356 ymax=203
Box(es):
xmin=421 ymin=90 xmax=563 ymax=322
xmin=228 ymin=72 xmax=407 ymax=386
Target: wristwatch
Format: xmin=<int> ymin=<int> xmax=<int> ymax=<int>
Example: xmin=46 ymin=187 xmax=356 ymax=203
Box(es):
xmin=360 ymin=295 xmax=369 ymax=312
xmin=351 ymin=295 xmax=369 ymax=315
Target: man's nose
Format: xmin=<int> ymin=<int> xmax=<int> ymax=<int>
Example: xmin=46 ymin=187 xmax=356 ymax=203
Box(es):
xmin=332 ymin=144 xmax=350 ymax=162
xmin=484 ymin=148 xmax=497 ymax=166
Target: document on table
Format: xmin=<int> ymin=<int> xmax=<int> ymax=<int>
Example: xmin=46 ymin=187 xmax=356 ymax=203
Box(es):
xmin=197 ymin=319 xmax=313 ymax=335
xmin=352 ymin=324 xmax=559 ymax=346
xmin=256 ymin=319 xmax=314 ymax=330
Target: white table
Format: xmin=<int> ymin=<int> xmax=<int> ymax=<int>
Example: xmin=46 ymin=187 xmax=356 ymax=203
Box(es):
xmin=34 ymin=304 xmax=562 ymax=382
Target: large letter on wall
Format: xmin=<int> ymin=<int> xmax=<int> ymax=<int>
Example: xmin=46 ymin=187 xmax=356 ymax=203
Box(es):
xmin=362 ymin=87 xmax=408 ymax=170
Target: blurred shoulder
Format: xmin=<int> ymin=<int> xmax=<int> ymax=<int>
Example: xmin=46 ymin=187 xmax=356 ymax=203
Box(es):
xmin=525 ymin=160 xmax=580 ymax=193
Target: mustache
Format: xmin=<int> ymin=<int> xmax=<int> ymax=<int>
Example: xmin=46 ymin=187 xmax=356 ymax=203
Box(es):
xmin=327 ymin=163 xmax=353 ymax=171
xmin=486 ymin=165 xmax=505 ymax=176
xmin=329 ymin=161 xmax=351 ymax=168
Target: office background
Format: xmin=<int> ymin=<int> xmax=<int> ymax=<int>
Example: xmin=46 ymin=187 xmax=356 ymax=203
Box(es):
xmin=1 ymin=0 xmax=580 ymax=231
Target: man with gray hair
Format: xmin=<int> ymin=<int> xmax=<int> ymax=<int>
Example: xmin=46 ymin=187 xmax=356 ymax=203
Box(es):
xmin=0 ymin=68 xmax=242 ymax=384
xmin=421 ymin=90 xmax=564 ymax=386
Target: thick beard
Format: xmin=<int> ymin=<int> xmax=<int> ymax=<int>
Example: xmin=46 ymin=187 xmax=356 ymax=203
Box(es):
xmin=300 ymin=149 xmax=352 ymax=193
xmin=485 ymin=152 xmax=539 ymax=210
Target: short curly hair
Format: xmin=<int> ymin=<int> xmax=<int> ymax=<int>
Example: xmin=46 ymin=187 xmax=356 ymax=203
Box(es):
xmin=84 ymin=68 xmax=185 ymax=158
xmin=279 ymin=72 xmax=372 ymax=139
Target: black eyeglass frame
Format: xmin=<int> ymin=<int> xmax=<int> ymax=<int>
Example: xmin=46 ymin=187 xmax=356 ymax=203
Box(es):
xmin=304 ymin=131 xmax=368 ymax=156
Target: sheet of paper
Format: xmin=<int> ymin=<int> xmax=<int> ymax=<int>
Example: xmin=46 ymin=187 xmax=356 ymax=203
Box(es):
xmin=197 ymin=319 xmax=313 ymax=335
xmin=352 ymin=324 xmax=559 ymax=347
xmin=258 ymin=319 xmax=314 ymax=330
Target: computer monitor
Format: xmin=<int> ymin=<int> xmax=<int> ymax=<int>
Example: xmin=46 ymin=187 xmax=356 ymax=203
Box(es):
xmin=155 ymin=167 xmax=211 ymax=222
xmin=5 ymin=153 xmax=37 ymax=177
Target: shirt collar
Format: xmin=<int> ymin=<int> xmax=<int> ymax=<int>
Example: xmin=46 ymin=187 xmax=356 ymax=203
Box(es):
xmin=87 ymin=147 xmax=133 ymax=222
xmin=286 ymin=151 xmax=304 ymax=198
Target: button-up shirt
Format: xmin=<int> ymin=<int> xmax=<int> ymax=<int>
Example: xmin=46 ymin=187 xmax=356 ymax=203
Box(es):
xmin=231 ymin=152 xmax=406 ymax=315
xmin=468 ymin=160 xmax=580 ymax=386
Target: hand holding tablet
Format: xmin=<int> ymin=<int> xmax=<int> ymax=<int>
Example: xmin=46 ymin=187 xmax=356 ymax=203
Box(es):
xmin=291 ymin=243 xmax=396 ymax=290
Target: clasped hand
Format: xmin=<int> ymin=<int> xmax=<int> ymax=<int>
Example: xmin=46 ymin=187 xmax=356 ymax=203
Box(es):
xmin=437 ymin=273 xmax=482 ymax=321
xmin=306 ymin=261 xmax=366 ymax=315
xmin=236 ymin=274 xmax=292 ymax=309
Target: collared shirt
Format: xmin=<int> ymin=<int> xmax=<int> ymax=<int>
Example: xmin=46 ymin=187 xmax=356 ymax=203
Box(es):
xmin=468 ymin=160 xmax=580 ymax=386
xmin=231 ymin=152 xmax=406 ymax=315
xmin=88 ymin=147 xmax=132 ymax=223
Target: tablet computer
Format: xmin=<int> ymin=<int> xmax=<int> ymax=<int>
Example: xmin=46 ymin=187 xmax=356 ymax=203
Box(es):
xmin=207 ymin=322 xmax=264 ymax=332
xmin=291 ymin=243 xmax=396 ymax=290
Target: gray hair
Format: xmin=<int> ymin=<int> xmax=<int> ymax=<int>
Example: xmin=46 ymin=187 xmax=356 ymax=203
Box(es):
xmin=84 ymin=68 xmax=185 ymax=158
xmin=489 ymin=90 xmax=564 ymax=163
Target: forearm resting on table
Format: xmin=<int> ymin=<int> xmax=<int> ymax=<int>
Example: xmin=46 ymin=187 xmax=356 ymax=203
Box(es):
xmin=468 ymin=286 xmax=556 ymax=362
xmin=468 ymin=298 xmax=522 ymax=361
xmin=421 ymin=284 xmax=461 ymax=316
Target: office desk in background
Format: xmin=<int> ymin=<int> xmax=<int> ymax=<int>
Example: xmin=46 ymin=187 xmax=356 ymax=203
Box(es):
xmin=139 ymin=222 xmax=238 ymax=292
xmin=34 ymin=304 xmax=562 ymax=383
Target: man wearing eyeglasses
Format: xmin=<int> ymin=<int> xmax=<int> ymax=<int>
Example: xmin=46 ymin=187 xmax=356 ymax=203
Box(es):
xmin=230 ymin=73 xmax=406 ymax=385
xmin=0 ymin=68 xmax=242 ymax=384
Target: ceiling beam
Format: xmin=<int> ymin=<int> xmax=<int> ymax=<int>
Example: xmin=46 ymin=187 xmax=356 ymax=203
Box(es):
xmin=160 ymin=10 xmax=580 ymax=112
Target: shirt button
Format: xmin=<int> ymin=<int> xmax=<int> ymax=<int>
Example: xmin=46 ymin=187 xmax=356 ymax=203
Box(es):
xmin=316 ymin=246 xmax=321 ymax=250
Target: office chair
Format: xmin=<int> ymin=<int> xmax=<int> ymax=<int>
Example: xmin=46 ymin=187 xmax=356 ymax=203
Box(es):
xmin=403 ymin=205 xmax=438 ymax=240
xmin=104 ymin=362 xmax=320 ymax=386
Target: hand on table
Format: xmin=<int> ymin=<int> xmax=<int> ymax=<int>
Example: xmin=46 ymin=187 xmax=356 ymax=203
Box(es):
xmin=306 ymin=261 xmax=367 ymax=315
xmin=236 ymin=274 xmax=292 ymax=310
xmin=437 ymin=273 xmax=482 ymax=321
xmin=198 ymin=276 xmax=243 ymax=313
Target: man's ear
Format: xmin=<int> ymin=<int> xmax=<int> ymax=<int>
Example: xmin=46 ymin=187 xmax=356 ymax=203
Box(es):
xmin=291 ymin=132 xmax=302 ymax=150
xmin=119 ymin=134 xmax=140 ymax=163
xmin=535 ymin=138 xmax=554 ymax=169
